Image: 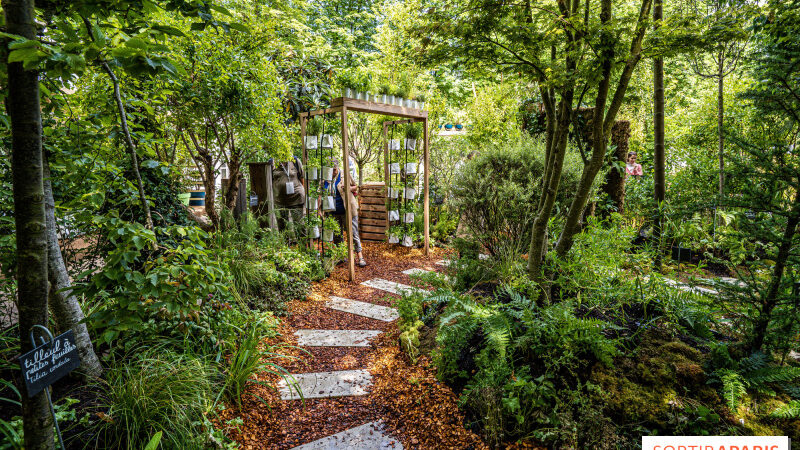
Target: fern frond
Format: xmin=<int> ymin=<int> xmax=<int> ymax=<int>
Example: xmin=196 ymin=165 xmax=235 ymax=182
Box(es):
xmin=771 ymin=400 xmax=800 ymax=419
xmin=746 ymin=366 xmax=800 ymax=386
xmin=719 ymin=369 xmax=746 ymax=411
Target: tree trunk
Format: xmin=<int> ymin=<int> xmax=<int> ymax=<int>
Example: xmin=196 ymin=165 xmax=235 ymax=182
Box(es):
xmin=717 ymin=56 xmax=725 ymax=197
xmin=101 ymin=62 xmax=153 ymax=230
xmin=555 ymin=0 xmax=614 ymax=257
xmin=4 ymin=0 xmax=56 ymax=447
xmin=200 ymin=154 xmax=219 ymax=227
xmin=224 ymin=156 xmax=242 ymax=211
xmin=43 ymin=154 xmax=103 ymax=378
xmin=750 ymin=190 xmax=800 ymax=351
xmin=527 ymin=94 xmax=573 ymax=281
xmin=652 ymin=0 xmax=666 ymax=270
xmin=358 ymin=163 xmax=364 ymax=187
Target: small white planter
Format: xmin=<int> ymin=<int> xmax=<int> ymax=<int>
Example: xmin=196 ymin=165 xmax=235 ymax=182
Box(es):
xmin=323 ymin=195 xmax=336 ymax=211
xmin=404 ymin=188 xmax=416 ymax=199
xmin=307 ymin=197 xmax=318 ymax=210
xmin=404 ymin=99 xmax=413 ymax=108
xmin=388 ymin=95 xmax=395 ymax=105
xmin=405 ymin=139 xmax=416 ymax=150
xmin=380 ymin=94 xmax=388 ymax=103
xmin=420 ymin=102 xmax=426 ymax=110
xmin=396 ymin=97 xmax=404 ymax=106
xmin=402 ymin=235 xmax=413 ymax=247
xmin=389 ymin=139 xmax=401 ymax=151
xmin=388 ymin=235 xmax=400 ymax=244
xmin=343 ymin=88 xmax=351 ymax=98
xmin=308 ymin=167 xmax=318 ymax=180
xmin=322 ymin=166 xmax=334 ymax=181
xmin=404 ymin=163 xmax=417 ymax=174
xmin=321 ymin=134 xmax=333 ymax=149
xmin=388 ymin=210 xmax=399 ymax=221
xmin=310 ymin=226 xmax=320 ymax=239
xmin=388 ymin=187 xmax=399 ymax=199
xmin=304 ymin=135 xmax=318 ymax=149
xmin=389 ymin=162 xmax=401 ymax=174
xmin=323 ymin=229 xmax=334 ymax=242
xmin=404 ymin=212 xmax=415 ymax=223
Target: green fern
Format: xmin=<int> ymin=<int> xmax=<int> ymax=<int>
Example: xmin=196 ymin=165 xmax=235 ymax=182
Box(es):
xmin=771 ymin=400 xmax=800 ymax=419
xmin=720 ymin=369 xmax=747 ymax=411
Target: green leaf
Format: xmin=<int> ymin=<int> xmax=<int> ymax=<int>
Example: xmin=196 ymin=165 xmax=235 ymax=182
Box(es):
xmin=150 ymin=25 xmax=185 ymax=37
xmin=144 ymin=431 xmax=162 ymax=450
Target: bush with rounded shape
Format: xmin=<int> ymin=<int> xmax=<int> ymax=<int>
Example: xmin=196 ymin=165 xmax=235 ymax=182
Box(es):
xmin=449 ymin=136 xmax=583 ymax=256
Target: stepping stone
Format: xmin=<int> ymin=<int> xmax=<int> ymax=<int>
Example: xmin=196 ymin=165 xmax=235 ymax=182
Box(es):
xmin=326 ymin=296 xmax=399 ymax=322
xmin=278 ymin=369 xmax=372 ymax=400
xmin=361 ymin=278 xmax=429 ymax=296
xmin=663 ymin=278 xmax=718 ymax=296
xmin=402 ymin=268 xmax=430 ymax=276
xmin=294 ymin=329 xmax=382 ymax=347
xmin=291 ymin=421 xmax=403 ymax=450
xmin=435 ymin=260 xmax=452 ymax=267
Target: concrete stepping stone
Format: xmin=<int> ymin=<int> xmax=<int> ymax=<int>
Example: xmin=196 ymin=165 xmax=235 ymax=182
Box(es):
xmin=361 ymin=278 xmax=429 ymax=296
xmin=278 ymin=369 xmax=372 ymax=400
xmin=402 ymin=268 xmax=430 ymax=276
xmin=294 ymin=329 xmax=382 ymax=347
xmin=663 ymin=278 xmax=718 ymax=296
xmin=435 ymin=260 xmax=452 ymax=267
xmin=326 ymin=296 xmax=399 ymax=322
xmin=291 ymin=421 xmax=403 ymax=449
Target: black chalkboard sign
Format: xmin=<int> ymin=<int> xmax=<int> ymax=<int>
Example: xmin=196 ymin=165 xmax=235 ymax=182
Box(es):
xmin=19 ymin=330 xmax=81 ymax=397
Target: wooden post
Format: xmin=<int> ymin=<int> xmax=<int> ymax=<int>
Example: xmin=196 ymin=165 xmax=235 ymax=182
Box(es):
xmin=423 ymin=118 xmax=430 ymax=256
xmin=265 ymin=160 xmax=278 ymax=230
xmin=342 ymin=107 xmax=356 ymax=281
xmin=300 ymin=116 xmax=309 ymax=242
xmin=383 ymin=123 xmax=390 ymax=225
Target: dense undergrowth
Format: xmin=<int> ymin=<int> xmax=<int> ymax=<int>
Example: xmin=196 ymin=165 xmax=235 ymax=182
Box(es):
xmin=397 ymin=219 xmax=800 ymax=448
xmin=0 ymin=207 xmax=333 ymax=449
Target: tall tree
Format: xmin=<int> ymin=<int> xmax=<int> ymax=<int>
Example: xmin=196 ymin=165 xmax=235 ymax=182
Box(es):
xmin=653 ymin=0 xmax=666 ymax=270
xmin=3 ymin=0 xmax=55 ymax=447
xmin=688 ymin=0 xmax=751 ymax=197
xmin=43 ymin=154 xmax=103 ymax=377
xmin=419 ymin=0 xmax=653 ymax=287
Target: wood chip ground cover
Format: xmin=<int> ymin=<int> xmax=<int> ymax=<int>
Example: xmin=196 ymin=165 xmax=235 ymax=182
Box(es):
xmin=216 ymin=243 xmax=488 ymax=449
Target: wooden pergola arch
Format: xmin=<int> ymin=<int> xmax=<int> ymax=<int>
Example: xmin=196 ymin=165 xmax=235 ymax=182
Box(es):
xmin=300 ymin=97 xmax=430 ymax=282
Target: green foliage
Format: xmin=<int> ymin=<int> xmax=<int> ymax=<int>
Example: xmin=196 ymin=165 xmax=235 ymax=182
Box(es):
xmin=76 ymin=219 xmax=229 ymax=347
xmin=430 ymin=286 xmax=619 ymax=445
xmin=92 ymin=350 xmax=215 ymax=450
xmin=710 ymin=348 xmax=800 ymax=413
xmin=220 ymin=313 xmax=287 ymax=409
xmin=450 ymin=135 xmax=582 ymax=257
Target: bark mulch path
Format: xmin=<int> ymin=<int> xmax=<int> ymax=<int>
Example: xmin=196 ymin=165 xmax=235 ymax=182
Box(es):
xmin=216 ymin=242 xmax=488 ymax=449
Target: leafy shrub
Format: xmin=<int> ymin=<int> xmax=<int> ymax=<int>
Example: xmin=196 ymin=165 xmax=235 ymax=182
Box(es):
xmin=76 ymin=219 xmax=230 ymax=347
xmin=449 ymin=136 xmax=582 ymax=256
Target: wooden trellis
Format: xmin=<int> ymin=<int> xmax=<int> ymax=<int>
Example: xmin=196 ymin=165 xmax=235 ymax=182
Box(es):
xmin=300 ymin=97 xmax=430 ymax=282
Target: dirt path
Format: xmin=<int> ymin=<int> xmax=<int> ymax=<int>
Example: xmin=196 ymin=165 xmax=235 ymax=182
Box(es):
xmin=219 ymin=243 xmax=487 ymax=449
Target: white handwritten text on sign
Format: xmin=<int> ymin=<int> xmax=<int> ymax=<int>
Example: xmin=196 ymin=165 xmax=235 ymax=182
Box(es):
xmin=19 ymin=330 xmax=81 ymax=397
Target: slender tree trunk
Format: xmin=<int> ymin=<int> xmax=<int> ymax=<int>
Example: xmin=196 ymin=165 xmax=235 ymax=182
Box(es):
xmin=652 ymin=0 xmax=666 ymax=270
xmin=358 ymin=163 xmax=364 ymax=187
xmin=3 ymin=0 xmax=55 ymax=447
xmin=717 ymin=56 xmax=725 ymax=197
xmin=527 ymin=96 xmax=573 ymax=281
xmin=750 ymin=190 xmax=800 ymax=351
xmin=224 ymin=156 xmax=242 ymax=210
xmin=101 ymin=62 xmax=154 ymax=230
xmin=42 ymin=154 xmax=102 ymax=378
xmin=555 ymin=0 xmax=614 ymax=257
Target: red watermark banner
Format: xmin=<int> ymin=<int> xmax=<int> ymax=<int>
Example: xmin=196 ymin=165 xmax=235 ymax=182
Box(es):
xmin=642 ymin=436 xmax=790 ymax=450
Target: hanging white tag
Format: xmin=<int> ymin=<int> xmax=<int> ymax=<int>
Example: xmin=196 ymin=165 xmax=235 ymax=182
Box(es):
xmin=286 ymin=182 xmax=295 ymax=195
